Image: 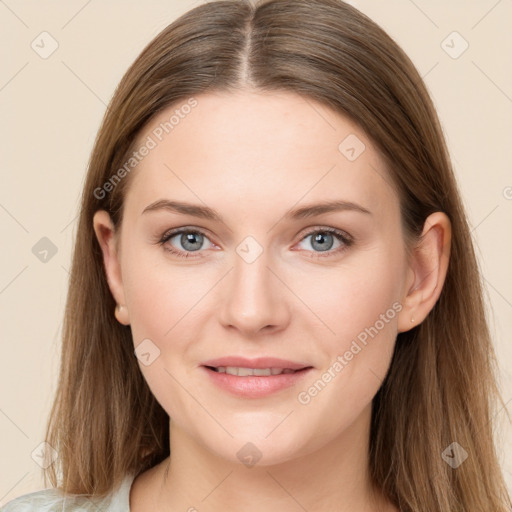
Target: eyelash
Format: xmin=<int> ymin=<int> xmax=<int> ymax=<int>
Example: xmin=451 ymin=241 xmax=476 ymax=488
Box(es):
xmin=158 ymin=226 xmax=354 ymax=260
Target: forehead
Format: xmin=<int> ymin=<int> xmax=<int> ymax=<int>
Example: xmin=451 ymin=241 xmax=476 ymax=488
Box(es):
xmin=124 ymin=90 xmax=399 ymax=223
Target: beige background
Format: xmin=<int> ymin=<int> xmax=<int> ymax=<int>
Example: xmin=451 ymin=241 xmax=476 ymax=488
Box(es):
xmin=1 ymin=0 xmax=511 ymax=503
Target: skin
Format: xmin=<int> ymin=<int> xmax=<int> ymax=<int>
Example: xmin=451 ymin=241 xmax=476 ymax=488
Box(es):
xmin=93 ymin=90 xmax=451 ymax=511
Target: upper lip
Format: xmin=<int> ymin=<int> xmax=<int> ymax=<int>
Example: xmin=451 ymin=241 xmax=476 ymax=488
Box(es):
xmin=201 ymin=356 xmax=312 ymax=371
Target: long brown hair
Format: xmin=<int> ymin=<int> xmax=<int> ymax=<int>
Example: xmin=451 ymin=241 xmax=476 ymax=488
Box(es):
xmin=44 ymin=0 xmax=511 ymax=509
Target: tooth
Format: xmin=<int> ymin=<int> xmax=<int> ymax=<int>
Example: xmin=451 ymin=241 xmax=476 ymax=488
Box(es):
xmin=217 ymin=366 xmax=297 ymax=376
xmin=253 ymin=368 xmax=272 ymax=376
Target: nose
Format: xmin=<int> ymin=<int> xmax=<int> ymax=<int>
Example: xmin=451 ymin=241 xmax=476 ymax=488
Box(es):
xmin=218 ymin=248 xmax=291 ymax=336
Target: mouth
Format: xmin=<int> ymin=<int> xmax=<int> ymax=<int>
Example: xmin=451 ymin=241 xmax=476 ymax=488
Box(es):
xmin=200 ymin=357 xmax=313 ymax=398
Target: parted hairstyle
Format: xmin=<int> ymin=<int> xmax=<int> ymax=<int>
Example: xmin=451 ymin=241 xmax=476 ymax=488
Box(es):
xmin=43 ymin=0 xmax=511 ymax=510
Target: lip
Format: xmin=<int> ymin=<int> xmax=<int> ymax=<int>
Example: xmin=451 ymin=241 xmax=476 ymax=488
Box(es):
xmin=201 ymin=356 xmax=310 ymax=370
xmin=200 ymin=356 xmax=313 ymax=398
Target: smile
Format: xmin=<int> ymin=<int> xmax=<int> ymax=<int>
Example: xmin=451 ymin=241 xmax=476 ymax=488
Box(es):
xmin=202 ymin=365 xmax=313 ymax=398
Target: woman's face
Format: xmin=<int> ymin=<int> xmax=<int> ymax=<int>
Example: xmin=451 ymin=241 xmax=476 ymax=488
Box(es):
xmin=97 ymin=90 xmax=416 ymax=466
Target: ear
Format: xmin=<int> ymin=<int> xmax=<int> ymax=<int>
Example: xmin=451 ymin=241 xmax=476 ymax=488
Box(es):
xmin=397 ymin=212 xmax=451 ymax=333
xmin=93 ymin=210 xmax=130 ymax=325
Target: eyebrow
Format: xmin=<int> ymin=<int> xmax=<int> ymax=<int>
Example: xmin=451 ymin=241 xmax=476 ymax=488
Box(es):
xmin=142 ymin=199 xmax=371 ymax=221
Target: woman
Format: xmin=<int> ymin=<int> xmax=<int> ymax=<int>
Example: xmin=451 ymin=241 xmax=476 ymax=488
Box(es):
xmin=2 ymin=0 xmax=510 ymax=510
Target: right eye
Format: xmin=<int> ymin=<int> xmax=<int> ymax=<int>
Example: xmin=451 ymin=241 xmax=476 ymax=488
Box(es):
xmin=159 ymin=228 xmax=215 ymax=258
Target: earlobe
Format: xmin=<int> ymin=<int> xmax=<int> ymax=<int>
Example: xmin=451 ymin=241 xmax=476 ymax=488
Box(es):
xmin=114 ymin=304 xmax=130 ymax=325
xmin=397 ymin=212 xmax=451 ymax=333
xmin=92 ymin=210 xmax=131 ymax=326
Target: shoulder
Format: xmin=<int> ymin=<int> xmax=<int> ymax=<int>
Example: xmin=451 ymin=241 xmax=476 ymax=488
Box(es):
xmin=0 ymin=488 xmax=97 ymax=511
xmin=0 ymin=474 xmax=135 ymax=512
xmin=0 ymin=488 xmax=109 ymax=511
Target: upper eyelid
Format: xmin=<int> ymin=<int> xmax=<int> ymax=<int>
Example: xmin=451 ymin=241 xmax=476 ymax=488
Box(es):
xmin=161 ymin=226 xmax=215 ymax=243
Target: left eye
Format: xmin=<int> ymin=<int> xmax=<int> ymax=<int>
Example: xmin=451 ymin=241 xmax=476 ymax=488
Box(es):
xmin=297 ymin=229 xmax=352 ymax=255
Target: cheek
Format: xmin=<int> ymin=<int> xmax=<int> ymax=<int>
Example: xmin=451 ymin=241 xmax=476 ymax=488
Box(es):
xmin=290 ymin=248 xmax=404 ymax=406
xmin=120 ymin=247 xmax=204 ymax=421
xmin=121 ymin=241 xmax=205 ymax=344
xmin=294 ymin=250 xmax=404 ymax=345
xmin=303 ymin=273 xmax=403 ymax=420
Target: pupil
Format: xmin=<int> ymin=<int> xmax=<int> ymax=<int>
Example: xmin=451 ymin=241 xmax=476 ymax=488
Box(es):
xmin=182 ymin=232 xmax=202 ymax=251
xmin=313 ymin=232 xmax=333 ymax=252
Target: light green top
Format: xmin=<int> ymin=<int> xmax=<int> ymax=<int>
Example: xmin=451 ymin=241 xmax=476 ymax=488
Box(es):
xmin=0 ymin=474 xmax=136 ymax=512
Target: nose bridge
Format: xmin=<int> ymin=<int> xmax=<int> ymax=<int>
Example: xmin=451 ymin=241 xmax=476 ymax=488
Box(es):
xmin=218 ymin=240 xmax=289 ymax=334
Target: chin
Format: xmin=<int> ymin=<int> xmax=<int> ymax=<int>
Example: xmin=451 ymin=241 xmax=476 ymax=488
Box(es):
xmin=211 ymin=428 xmax=314 ymax=468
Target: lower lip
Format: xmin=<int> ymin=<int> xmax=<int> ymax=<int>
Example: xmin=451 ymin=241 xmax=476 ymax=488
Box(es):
xmin=201 ymin=366 xmax=313 ymax=398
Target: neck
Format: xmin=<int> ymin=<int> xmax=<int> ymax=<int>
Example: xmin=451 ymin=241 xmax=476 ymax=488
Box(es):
xmin=145 ymin=404 xmax=394 ymax=512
